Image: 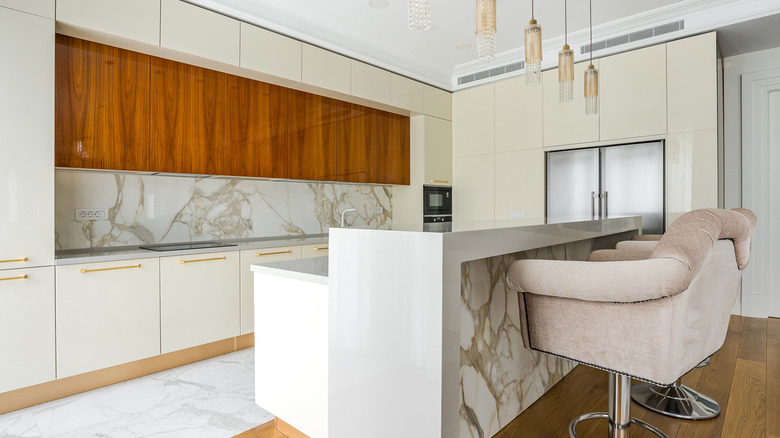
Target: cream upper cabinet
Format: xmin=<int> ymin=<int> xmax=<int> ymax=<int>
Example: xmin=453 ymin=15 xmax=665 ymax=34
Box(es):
xmin=240 ymin=23 xmax=301 ymax=82
xmin=239 ymin=246 xmax=301 ymax=335
xmin=302 ymin=43 xmax=351 ymax=95
xmin=301 ymin=243 xmax=329 ymax=258
xmin=391 ymin=74 xmax=424 ymax=113
xmin=0 ymin=0 xmax=53 ymax=18
xmin=494 ymin=149 xmax=545 ymax=221
xmin=543 ymin=60 xmax=600 ymax=147
xmin=160 ymin=251 xmax=240 ymax=354
xmin=667 ymin=32 xmax=717 ymax=134
xmin=0 ymin=7 xmax=54 ymax=270
xmin=600 ymin=44 xmax=667 ymax=141
xmin=160 ymin=0 xmax=240 ymax=66
xmin=351 ymin=61 xmax=391 ymax=105
xmin=453 ymin=83 xmax=494 ymax=157
xmin=0 ymin=267 xmax=55 ymax=393
xmin=424 ymin=85 xmax=452 ymax=120
xmin=55 ymin=259 xmax=160 ymax=378
xmin=495 ymin=75 xmax=543 ymax=152
xmin=56 ymin=0 xmax=160 ymax=46
xmin=453 ymin=155 xmax=494 ymax=222
xmin=424 ymin=116 xmax=453 ymax=185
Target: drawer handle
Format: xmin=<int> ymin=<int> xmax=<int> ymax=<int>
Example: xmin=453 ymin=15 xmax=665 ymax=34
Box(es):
xmin=429 ymin=180 xmax=449 ymax=184
xmin=0 ymin=274 xmax=27 ymax=282
xmin=179 ymin=256 xmax=226 ymax=264
xmin=80 ymin=264 xmax=141 ymax=274
xmin=255 ymin=250 xmax=292 ymax=257
xmin=313 ymin=247 xmax=328 ymax=252
xmin=0 ymin=257 xmax=27 ymax=264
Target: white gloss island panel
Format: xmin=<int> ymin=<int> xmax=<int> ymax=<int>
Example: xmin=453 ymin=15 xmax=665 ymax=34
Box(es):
xmin=55 ymin=171 xmax=392 ymax=250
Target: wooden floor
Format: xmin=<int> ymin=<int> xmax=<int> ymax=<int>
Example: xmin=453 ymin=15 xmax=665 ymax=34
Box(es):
xmin=236 ymin=315 xmax=778 ymax=438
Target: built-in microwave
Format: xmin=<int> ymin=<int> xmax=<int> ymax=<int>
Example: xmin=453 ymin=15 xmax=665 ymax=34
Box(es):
xmin=423 ymin=185 xmax=452 ymax=218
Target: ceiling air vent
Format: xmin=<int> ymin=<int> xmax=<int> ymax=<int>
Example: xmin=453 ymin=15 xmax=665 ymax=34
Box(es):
xmin=581 ymin=20 xmax=685 ymax=54
xmin=458 ymin=61 xmax=524 ymax=85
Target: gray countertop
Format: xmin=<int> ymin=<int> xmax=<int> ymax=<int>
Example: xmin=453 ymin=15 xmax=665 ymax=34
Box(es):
xmin=55 ymin=234 xmax=329 ymax=265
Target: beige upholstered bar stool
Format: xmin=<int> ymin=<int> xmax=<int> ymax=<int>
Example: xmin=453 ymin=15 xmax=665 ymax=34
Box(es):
xmin=592 ymin=235 xmax=721 ymax=420
xmin=506 ymin=208 xmax=756 ymax=438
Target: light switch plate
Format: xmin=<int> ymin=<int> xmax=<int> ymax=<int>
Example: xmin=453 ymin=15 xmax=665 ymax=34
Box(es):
xmin=76 ymin=208 xmax=109 ymax=220
xmin=370 ymin=207 xmax=384 ymax=215
xmin=510 ymin=211 xmax=526 ymax=219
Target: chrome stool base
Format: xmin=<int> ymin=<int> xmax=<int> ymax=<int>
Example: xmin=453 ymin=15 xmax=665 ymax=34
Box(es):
xmin=569 ymin=412 xmax=669 ymax=438
xmin=631 ymin=382 xmax=720 ymax=420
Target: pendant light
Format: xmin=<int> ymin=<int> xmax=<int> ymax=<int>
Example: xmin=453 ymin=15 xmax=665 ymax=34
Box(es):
xmin=408 ymin=0 xmax=431 ymax=32
xmin=476 ymin=0 xmax=496 ymax=61
xmin=558 ymin=0 xmax=574 ymax=102
xmin=524 ymin=0 xmax=542 ymax=86
xmin=584 ymin=0 xmax=599 ymax=115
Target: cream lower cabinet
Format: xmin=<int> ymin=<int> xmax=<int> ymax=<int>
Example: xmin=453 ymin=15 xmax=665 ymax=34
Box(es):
xmin=494 ymin=149 xmax=545 ymax=220
xmin=240 ymin=246 xmax=301 ymax=335
xmin=160 ymin=251 xmax=240 ymax=354
xmin=56 ymin=259 xmax=160 ymax=378
xmin=301 ymin=243 xmax=329 ymax=258
xmin=0 ymin=267 xmax=54 ymax=393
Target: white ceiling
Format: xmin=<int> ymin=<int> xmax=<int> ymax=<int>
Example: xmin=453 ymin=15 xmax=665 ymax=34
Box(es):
xmin=185 ymin=0 xmax=780 ymax=90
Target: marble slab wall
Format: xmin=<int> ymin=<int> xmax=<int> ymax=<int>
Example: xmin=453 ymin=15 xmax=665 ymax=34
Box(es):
xmin=460 ymin=240 xmax=605 ymax=438
xmin=55 ymin=171 xmax=392 ymax=250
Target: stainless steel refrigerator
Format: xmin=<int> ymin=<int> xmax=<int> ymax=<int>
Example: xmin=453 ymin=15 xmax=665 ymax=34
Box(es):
xmin=546 ymin=141 xmax=665 ymax=234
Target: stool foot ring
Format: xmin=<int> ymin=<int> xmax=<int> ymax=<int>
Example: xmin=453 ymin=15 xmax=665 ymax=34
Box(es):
xmin=569 ymin=412 xmax=669 ymax=438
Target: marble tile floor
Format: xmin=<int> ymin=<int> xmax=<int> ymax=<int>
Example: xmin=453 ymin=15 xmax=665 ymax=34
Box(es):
xmin=0 ymin=348 xmax=273 ymax=438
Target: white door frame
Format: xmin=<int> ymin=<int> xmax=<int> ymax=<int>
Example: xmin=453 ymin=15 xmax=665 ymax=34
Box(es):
xmin=741 ymin=68 xmax=780 ymax=318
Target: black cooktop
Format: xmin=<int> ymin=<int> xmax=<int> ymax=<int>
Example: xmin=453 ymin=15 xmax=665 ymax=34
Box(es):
xmin=139 ymin=242 xmax=238 ymax=252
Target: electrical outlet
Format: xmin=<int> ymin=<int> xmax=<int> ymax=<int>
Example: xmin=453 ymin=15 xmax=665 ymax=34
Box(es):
xmin=76 ymin=208 xmax=109 ymax=220
xmin=510 ymin=211 xmax=526 ymax=219
xmin=370 ymin=207 xmax=384 ymax=215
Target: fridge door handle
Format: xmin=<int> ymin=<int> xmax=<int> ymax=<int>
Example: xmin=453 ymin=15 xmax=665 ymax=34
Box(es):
xmin=591 ymin=191 xmax=596 ymax=218
xmin=603 ymin=191 xmax=609 ymax=217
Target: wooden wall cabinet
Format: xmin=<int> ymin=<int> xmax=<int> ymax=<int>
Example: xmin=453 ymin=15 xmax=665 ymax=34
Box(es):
xmin=288 ymin=90 xmax=346 ymax=181
xmin=150 ymin=57 xmax=228 ymax=175
xmin=55 ymin=35 xmax=151 ymax=172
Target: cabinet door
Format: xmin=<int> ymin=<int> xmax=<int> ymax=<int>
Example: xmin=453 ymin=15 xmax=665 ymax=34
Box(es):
xmin=55 ymin=35 xmax=151 ymax=172
xmin=391 ymin=74 xmax=424 ymax=113
xmin=227 ymin=75 xmax=289 ymax=178
xmin=160 ymin=0 xmax=239 ymax=66
xmin=667 ymin=32 xmax=717 ymax=133
xmin=301 ymin=244 xmax=329 ymax=258
xmin=150 ymin=57 xmax=228 ymax=175
xmin=453 ymin=83 xmax=494 ymax=157
xmin=424 ymin=85 xmax=452 ymax=120
xmin=351 ymin=61 xmax=391 ymax=105
xmin=302 ymin=43 xmax=350 ymax=95
xmin=288 ymin=90 xmax=345 ymax=181
xmin=453 ymin=154 xmax=494 ymax=222
xmin=0 ymin=7 xmax=54 ymax=269
xmin=0 ymin=267 xmax=55 ymax=392
xmin=495 ymin=75 xmax=543 ymax=152
xmin=56 ymin=259 xmax=160 ymax=378
xmin=55 ymin=0 xmax=160 ymax=45
xmin=600 ymin=44 xmax=667 ymax=141
xmin=239 ymin=246 xmax=302 ymax=335
xmin=240 ymin=23 xmax=302 ymax=82
xmin=494 ymin=149 xmax=544 ymax=220
xmin=543 ymin=60 xmax=600 ymax=147
xmin=423 ymin=117 xmax=452 ymax=185
xmin=160 ymin=251 xmax=240 ymax=353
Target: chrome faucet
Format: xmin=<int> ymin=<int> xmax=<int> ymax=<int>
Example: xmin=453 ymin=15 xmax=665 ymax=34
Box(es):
xmin=340 ymin=208 xmax=357 ymax=227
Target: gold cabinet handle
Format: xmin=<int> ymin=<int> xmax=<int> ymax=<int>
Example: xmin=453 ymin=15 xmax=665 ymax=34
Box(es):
xmin=429 ymin=180 xmax=449 ymax=184
xmin=179 ymin=256 xmax=226 ymax=264
xmin=313 ymin=247 xmax=328 ymax=251
xmin=0 ymin=274 xmax=27 ymax=282
xmin=80 ymin=264 xmax=141 ymax=274
xmin=255 ymin=250 xmax=292 ymax=257
xmin=0 ymin=257 xmax=27 ymax=263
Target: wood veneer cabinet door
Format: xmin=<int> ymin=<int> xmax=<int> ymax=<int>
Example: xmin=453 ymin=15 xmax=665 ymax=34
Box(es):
xmin=287 ymin=90 xmax=344 ymax=181
xmin=55 ymin=34 xmax=151 ymax=171
xmin=369 ymin=108 xmax=410 ymax=185
xmin=227 ymin=76 xmax=288 ymax=178
xmin=150 ymin=57 xmax=228 ymax=175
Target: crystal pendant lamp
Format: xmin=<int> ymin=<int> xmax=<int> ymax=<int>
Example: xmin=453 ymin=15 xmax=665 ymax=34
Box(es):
xmin=524 ymin=0 xmax=542 ymax=86
xmin=408 ymin=0 xmax=431 ymax=32
xmin=584 ymin=0 xmax=599 ymax=115
xmin=476 ymin=0 xmax=496 ymax=62
xmin=558 ymin=0 xmax=574 ymax=102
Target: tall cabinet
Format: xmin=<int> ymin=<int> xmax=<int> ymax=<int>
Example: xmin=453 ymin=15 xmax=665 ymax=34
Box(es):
xmin=0 ymin=4 xmax=55 ymax=393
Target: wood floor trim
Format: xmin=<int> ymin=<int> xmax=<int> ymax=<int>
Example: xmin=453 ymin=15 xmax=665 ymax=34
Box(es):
xmin=0 ymin=334 xmax=254 ymax=415
xmin=767 ymin=318 xmax=780 ymax=438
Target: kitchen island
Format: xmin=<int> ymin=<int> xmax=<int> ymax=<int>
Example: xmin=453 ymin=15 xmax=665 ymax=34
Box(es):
xmin=252 ymin=216 xmax=641 ymax=438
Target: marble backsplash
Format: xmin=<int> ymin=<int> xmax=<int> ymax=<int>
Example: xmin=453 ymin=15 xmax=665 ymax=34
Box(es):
xmin=55 ymin=171 xmax=392 ymax=250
